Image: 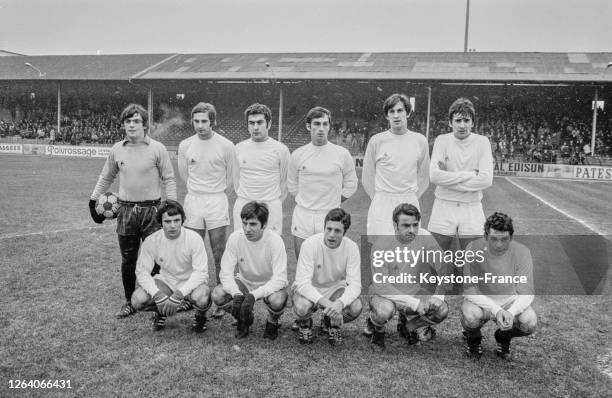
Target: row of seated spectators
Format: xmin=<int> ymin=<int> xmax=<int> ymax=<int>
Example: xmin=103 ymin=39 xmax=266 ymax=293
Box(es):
xmin=2 ymin=103 xmax=611 ymax=163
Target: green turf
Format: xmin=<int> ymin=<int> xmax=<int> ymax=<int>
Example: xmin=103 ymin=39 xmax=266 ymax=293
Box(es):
xmin=1 ymin=155 xmax=611 ymax=397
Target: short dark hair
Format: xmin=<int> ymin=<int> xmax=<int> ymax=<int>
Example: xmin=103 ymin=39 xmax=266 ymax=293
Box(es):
xmin=240 ymin=201 xmax=269 ymax=226
xmin=191 ymin=102 xmax=217 ymax=126
xmin=484 ymin=212 xmax=514 ymax=237
xmin=306 ymin=106 xmax=332 ymax=126
xmin=245 ymin=103 xmax=272 ymax=124
xmin=448 ymin=97 xmax=476 ymax=122
xmin=120 ymin=104 xmax=148 ymax=128
xmin=324 ymin=208 xmax=351 ymax=233
xmin=155 ymin=200 xmax=185 ymax=225
xmin=383 ymin=94 xmax=412 ymax=116
xmin=392 ymin=203 xmax=421 ymax=225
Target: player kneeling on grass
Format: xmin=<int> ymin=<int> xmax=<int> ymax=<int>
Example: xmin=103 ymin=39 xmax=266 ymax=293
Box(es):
xmin=212 ymin=201 xmax=288 ymax=340
xmin=461 ymin=212 xmax=537 ymax=359
xmin=131 ymin=200 xmax=211 ymax=332
xmin=292 ymin=208 xmax=362 ymax=346
xmin=366 ymin=204 xmax=451 ymax=350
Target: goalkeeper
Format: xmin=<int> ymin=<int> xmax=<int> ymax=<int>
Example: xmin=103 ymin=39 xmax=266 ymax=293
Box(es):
xmin=131 ymin=201 xmax=211 ymax=332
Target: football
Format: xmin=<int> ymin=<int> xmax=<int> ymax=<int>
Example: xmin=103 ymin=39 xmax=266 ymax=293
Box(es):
xmin=95 ymin=192 xmax=120 ymax=219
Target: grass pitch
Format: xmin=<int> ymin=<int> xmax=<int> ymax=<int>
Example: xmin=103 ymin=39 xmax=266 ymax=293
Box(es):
xmin=1 ymin=155 xmax=611 ymax=397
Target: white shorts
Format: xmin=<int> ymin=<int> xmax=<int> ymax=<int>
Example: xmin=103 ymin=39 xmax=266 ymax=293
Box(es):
xmin=183 ymin=192 xmax=230 ymax=230
xmin=427 ymin=198 xmax=484 ymax=236
xmin=291 ymin=282 xmax=347 ymax=303
xmin=375 ymin=294 xmax=427 ymax=314
xmin=291 ymin=205 xmax=328 ymax=239
xmin=367 ymin=192 xmax=419 ymax=238
xmin=233 ymin=196 xmax=282 ymax=234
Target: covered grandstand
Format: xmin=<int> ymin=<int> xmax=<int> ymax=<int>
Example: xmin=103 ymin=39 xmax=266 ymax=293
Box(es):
xmin=0 ymin=51 xmax=611 ymax=161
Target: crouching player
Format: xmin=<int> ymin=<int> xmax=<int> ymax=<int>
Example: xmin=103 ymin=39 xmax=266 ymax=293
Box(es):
xmin=131 ymin=200 xmax=211 ymax=332
xmin=366 ymin=204 xmax=451 ymax=350
xmin=462 ymin=212 xmax=537 ymax=359
xmin=212 ymin=201 xmax=288 ymax=340
xmin=292 ymin=208 xmax=362 ymax=346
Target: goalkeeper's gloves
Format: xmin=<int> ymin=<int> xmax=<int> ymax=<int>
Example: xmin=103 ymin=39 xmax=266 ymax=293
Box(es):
xmin=88 ymin=199 xmax=105 ymax=224
xmin=163 ymin=290 xmax=184 ymax=317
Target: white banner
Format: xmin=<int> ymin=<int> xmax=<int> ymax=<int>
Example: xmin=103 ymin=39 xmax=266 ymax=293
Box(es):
xmin=45 ymin=145 xmax=109 ymax=158
xmin=0 ymin=143 xmax=22 ymax=154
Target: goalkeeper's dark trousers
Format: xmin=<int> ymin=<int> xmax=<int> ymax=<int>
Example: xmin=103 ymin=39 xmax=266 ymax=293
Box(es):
xmin=116 ymin=201 xmax=161 ymax=302
xmin=117 ymin=235 xmax=160 ymax=302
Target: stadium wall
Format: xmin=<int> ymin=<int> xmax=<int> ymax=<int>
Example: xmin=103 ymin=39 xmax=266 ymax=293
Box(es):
xmin=1 ymin=142 xmax=611 ymax=181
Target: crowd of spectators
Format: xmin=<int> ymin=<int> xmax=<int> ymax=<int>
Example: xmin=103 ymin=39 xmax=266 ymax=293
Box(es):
xmin=0 ymin=106 xmax=124 ymax=145
xmin=1 ymin=96 xmax=610 ymax=164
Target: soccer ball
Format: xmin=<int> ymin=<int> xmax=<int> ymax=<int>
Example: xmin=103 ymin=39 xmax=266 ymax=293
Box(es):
xmin=96 ymin=192 xmax=120 ymax=219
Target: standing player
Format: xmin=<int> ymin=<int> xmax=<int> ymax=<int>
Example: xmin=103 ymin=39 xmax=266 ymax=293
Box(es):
xmin=362 ymin=94 xmax=430 ymax=238
xmin=131 ymin=201 xmax=211 ymax=332
xmin=212 ymin=201 xmax=288 ymax=340
xmin=462 ymin=212 xmax=537 ymax=359
xmin=178 ymin=102 xmax=237 ymax=318
xmin=89 ymin=103 xmax=177 ymax=318
xmin=366 ymin=204 xmax=450 ymax=350
xmin=292 ymin=208 xmax=362 ymax=346
xmin=287 ymin=106 xmax=358 ymax=259
xmin=428 ymin=98 xmax=493 ymax=251
xmin=233 ymin=103 xmax=290 ymax=234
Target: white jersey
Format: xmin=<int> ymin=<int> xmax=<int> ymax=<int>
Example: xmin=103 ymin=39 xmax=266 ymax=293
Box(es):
xmin=235 ymin=137 xmax=290 ymax=202
xmin=135 ymin=228 xmax=208 ymax=297
xmin=219 ymin=229 xmax=288 ymax=300
xmin=293 ymin=233 xmax=361 ymax=308
xmin=287 ymin=142 xmax=357 ymax=211
xmin=178 ymin=132 xmax=237 ymax=195
xmin=362 ymin=130 xmax=430 ymax=199
xmin=429 ymin=133 xmax=493 ymax=203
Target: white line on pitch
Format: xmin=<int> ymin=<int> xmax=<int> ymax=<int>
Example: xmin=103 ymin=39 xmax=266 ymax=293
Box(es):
xmin=495 ymin=175 xmax=612 ymax=183
xmin=0 ymin=225 xmax=112 ymax=241
xmin=504 ymin=177 xmax=605 ymax=236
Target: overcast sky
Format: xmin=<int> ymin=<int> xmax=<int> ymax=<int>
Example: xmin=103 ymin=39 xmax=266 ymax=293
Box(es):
xmin=0 ymin=0 xmax=610 ymax=55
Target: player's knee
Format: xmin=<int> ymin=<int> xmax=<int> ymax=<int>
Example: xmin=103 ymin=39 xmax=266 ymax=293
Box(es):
xmin=429 ymin=301 xmax=449 ymax=324
xmin=343 ymin=298 xmax=363 ymax=323
xmin=211 ymin=285 xmax=229 ymax=306
xmin=370 ymin=296 xmax=395 ymax=324
xmin=267 ymin=289 xmax=288 ymax=312
xmin=190 ymin=285 xmax=211 ymax=308
xmin=516 ymin=307 xmax=537 ymax=335
xmin=292 ymin=294 xmax=314 ymax=318
xmin=131 ymin=288 xmax=150 ymax=311
xmin=461 ymin=300 xmax=485 ymax=329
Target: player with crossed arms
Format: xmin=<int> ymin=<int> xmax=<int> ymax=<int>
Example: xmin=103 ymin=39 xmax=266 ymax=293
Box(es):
xmin=428 ymin=97 xmax=494 ymax=251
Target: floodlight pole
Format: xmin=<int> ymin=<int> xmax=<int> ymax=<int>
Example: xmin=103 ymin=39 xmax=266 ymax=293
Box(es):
xmin=426 ymin=87 xmax=432 ymax=139
xmin=464 ymin=0 xmax=470 ymax=53
xmin=591 ymin=62 xmax=612 ymax=156
xmin=57 ymin=83 xmax=61 ymax=136
xmin=266 ymin=62 xmax=283 ymax=142
xmin=148 ymin=88 xmax=153 ymax=135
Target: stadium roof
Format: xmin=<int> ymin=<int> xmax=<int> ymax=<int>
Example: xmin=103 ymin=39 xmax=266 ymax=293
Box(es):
xmin=0 ymin=54 xmax=175 ymax=80
xmin=0 ymin=52 xmax=611 ymax=83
